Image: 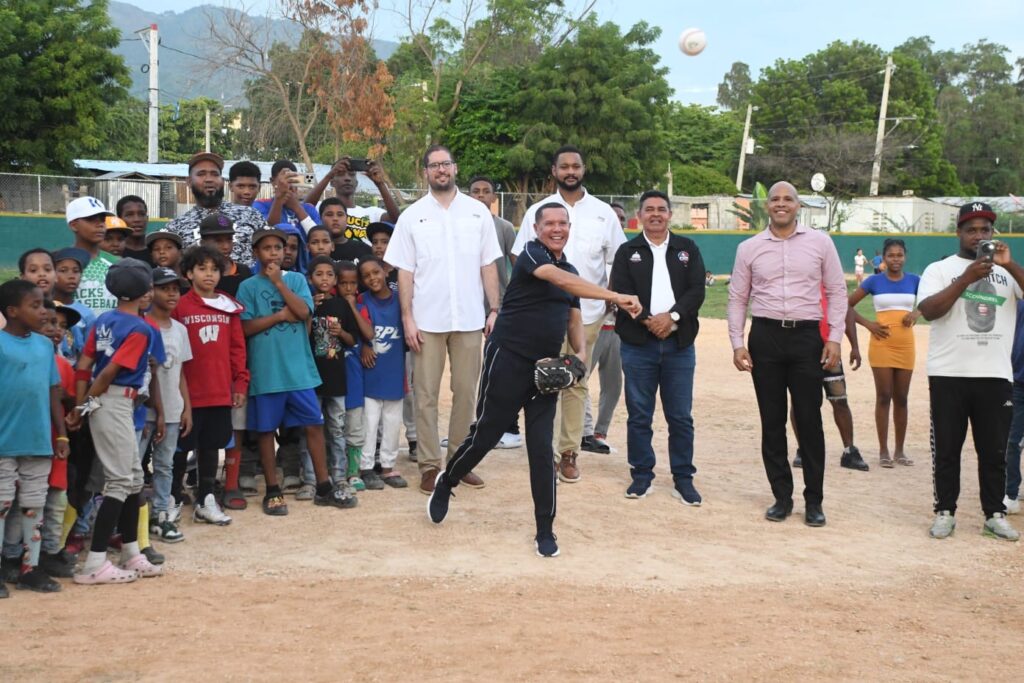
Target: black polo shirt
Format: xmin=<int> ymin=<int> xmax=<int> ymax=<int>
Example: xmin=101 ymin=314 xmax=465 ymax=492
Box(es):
xmin=490 ymin=239 xmax=580 ymax=362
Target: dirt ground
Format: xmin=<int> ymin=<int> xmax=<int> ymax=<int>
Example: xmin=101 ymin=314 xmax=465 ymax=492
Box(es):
xmin=2 ymin=319 xmax=1020 ymax=682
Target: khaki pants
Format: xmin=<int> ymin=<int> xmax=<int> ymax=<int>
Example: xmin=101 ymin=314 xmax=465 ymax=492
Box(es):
xmin=557 ymin=319 xmax=604 ymax=455
xmin=414 ymin=330 xmax=482 ymax=474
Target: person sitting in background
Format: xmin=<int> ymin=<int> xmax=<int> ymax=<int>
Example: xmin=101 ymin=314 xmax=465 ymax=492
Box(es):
xmin=705 ymin=271 xmax=716 ymax=287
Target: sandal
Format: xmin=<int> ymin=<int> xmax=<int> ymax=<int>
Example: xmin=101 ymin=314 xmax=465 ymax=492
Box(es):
xmin=222 ymin=488 xmax=248 ymax=511
xmin=880 ymin=455 xmax=894 ymax=468
xmin=262 ymin=494 xmax=289 ymax=516
xmin=73 ymin=560 xmax=138 ymax=585
xmin=894 ymin=454 xmax=914 ymax=466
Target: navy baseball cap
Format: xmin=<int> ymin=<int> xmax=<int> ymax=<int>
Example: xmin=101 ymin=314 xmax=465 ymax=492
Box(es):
xmin=958 ymin=201 xmax=997 ymax=227
xmin=51 ymin=247 xmax=91 ymax=270
xmin=106 ymin=258 xmax=153 ymax=301
xmin=251 ymin=226 xmax=288 ymax=248
xmin=199 ymin=212 xmax=235 ymax=236
xmin=366 ymin=221 xmax=394 ymax=241
xmin=152 ymin=266 xmax=187 ymax=287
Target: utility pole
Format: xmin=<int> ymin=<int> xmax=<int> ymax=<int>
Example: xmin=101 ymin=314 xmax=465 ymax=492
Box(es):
xmin=137 ymin=24 xmax=160 ymax=164
xmin=735 ymin=103 xmax=753 ymax=192
xmin=205 ymin=108 xmax=211 ymax=152
xmin=869 ymin=55 xmax=894 ymax=197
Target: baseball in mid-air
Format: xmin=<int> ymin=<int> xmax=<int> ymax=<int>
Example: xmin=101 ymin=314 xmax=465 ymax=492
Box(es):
xmin=679 ymin=27 xmax=706 ymax=56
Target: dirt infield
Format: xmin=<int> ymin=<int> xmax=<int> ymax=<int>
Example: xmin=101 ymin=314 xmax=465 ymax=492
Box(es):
xmin=2 ymin=319 xmax=1021 ymax=681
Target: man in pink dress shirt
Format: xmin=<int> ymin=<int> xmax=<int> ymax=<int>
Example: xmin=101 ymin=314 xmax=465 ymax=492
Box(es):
xmin=727 ymin=181 xmax=847 ymax=527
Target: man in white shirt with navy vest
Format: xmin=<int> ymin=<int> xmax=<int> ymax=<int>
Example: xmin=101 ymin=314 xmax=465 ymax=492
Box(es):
xmin=512 ymin=145 xmax=627 ymax=483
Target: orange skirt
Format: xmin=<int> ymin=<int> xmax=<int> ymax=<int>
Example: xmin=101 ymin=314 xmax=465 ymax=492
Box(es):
xmin=868 ymin=309 xmax=916 ymax=370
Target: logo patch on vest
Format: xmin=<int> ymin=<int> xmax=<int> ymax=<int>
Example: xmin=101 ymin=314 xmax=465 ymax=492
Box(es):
xmin=629 ymin=252 xmax=642 ymax=263
xmin=679 ymin=250 xmax=689 ymax=264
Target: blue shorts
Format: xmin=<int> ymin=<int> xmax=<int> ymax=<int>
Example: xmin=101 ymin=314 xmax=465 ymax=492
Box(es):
xmin=247 ymin=389 xmax=324 ymax=433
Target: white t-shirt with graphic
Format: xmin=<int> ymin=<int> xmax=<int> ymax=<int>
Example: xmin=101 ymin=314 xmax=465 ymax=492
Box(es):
xmin=147 ymin=318 xmax=192 ymax=423
xmin=346 ymin=205 xmax=386 ymax=245
xmin=918 ymin=255 xmax=1022 ymax=380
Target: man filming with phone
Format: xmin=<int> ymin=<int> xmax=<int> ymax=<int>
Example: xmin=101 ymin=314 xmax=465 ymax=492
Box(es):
xmin=918 ymin=201 xmax=1024 ymax=542
xmin=253 ymin=159 xmax=322 ymax=233
xmin=306 ymin=156 xmax=401 ymax=243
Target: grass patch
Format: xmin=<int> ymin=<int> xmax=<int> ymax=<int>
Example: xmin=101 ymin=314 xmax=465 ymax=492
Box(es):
xmin=0 ymin=268 xmax=16 ymax=283
xmin=701 ymin=280 xmax=879 ymax=322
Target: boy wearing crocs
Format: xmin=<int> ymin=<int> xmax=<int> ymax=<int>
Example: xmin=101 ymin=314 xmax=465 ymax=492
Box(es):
xmin=358 ymin=258 xmax=408 ymax=489
xmin=237 ymin=228 xmax=357 ymax=515
xmin=0 ymin=281 xmax=68 ymax=596
xmin=69 ymin=258 xmax=163 ymax=584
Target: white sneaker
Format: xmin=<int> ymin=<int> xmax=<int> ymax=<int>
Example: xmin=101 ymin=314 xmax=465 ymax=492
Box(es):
xmin=193 ymin=493 xmax=232 ymax=526
xmin=1004 ymin=495 xmax=1021 ymax=515
xmin=929 ymin=510 xmax=956 ymax=539
xmin=983 ymin=512 xmax=1020 ymax=541
xmin=167 ymin=499 xmax=183 ymax=524
xmin=440 ymin=438 xmax=449 ymax=449
xmin=496 ymin=432 xmax=523 ymax=449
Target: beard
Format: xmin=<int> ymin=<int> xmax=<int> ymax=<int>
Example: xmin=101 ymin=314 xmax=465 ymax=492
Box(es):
xmin=428 ymin=177 xmax=455 ymax=193
xmin=191 ymin=180 xmax=225 ymax=209
xmin=555 ymin=176 xmax=582 ymax=192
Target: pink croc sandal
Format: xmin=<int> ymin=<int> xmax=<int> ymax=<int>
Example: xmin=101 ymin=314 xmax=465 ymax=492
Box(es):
xmin=73 ymin=560 xmax=138 ymax=585
xmin=122 ymin=554 xmax=163 ymax=578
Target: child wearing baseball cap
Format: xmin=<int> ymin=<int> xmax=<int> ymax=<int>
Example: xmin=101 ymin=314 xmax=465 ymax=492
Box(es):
xmin=101 ymin=217 xmax=133 ymax=258
xmin=69 ymin=258 xmax=163 ymax=585
xmin=237 ymin=227 xmax=356 ymax=514
xmin=51 ymin=248 xmax=97 ymax=362
xmin=197 ymin=213 xmax=252 ymax=298
xmin=146 ymin=231 xmax=185 ymax=276
xmin=66 ymin=196 xmax=118 ymax=314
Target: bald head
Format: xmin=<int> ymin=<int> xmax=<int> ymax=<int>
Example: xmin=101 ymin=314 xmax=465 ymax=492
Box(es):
xmin=768 ymin=181 xmax=799 ymax=202
xmin=766 ymin=181 xmax=800 ymax=231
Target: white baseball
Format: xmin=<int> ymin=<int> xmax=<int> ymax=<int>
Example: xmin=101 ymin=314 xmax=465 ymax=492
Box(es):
xmin=679 ymin=28 xmax=706 ymax=56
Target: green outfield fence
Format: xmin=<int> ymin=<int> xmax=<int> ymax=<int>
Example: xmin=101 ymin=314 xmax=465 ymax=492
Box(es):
xmin=2 ymin=214 xmax=1020 ymax=276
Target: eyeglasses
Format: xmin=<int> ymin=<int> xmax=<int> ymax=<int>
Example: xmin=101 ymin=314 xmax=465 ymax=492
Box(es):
xmin=425 ymin=160 xmax=454 ymax=171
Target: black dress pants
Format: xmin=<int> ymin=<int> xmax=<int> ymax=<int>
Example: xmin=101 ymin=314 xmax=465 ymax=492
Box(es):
xmin=748 ymin=320 xmax=826 ymax=505
xmin=444 ymin=340 xmax=558 ymax=533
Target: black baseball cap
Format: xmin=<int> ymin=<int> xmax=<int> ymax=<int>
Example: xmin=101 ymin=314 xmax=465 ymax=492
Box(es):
xmin=199 ymin=212 xmax=235 ymax=237
xmin=106 ymin=258 xmax=153 ymax=301
xmin=152 ymin=266 xmax=187 ymax=287
xmin=366 ymin=221 xmax=394 ymax=241
xmin=958 ymin=201 xmax=997 ymax=227
xmin=51 ymin=247 xmax=91 ymax=270
xmin=146 ymin=230 xmax=184 ymax=249
xmin=53 ymin=301 xmax=82 ymax=328
xmin=251 ymin=226 xmax=288 ymax=248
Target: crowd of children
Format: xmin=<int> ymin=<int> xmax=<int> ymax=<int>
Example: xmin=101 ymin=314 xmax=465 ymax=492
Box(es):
xmin=0 ymin=194 xmax=412 ymax=597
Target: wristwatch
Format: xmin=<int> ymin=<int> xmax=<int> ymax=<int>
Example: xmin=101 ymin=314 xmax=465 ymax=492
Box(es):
xmin=669 ymin=311 xmax=680 ymax=322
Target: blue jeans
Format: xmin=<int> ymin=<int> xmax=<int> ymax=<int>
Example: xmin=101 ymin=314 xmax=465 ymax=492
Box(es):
xmin=300 ymin=397 xmax=347 ymax=485
xmin=1006 ymin=382 xmax=1024 ymax=498
xmin=140 ymin=422 xmax=181 ymax=514
xmin=620 ymin=338 xmax=696 ymax=486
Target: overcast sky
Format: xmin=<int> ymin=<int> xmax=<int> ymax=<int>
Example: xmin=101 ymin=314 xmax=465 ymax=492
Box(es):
xmin=138 ymin=0 xmax=1024 ymax=107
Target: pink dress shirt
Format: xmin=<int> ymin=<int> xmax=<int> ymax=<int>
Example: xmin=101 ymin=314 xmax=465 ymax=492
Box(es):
xmin=727 ymin=224 xmax=847 ymax=349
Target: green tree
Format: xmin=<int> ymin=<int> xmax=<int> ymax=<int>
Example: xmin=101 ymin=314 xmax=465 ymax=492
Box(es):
xmin=672 ymin=164 xmax=737 ymax=196
xmin=0 ymin=0 xmax=129 ymax=172
xmin=717 ymin=62 xmax=752 ymax=111
xmin=660 ymin=103 xmax=742 ymax=178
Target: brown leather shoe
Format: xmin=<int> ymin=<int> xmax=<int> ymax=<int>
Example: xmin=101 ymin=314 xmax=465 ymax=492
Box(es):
xmin=558 ymin=451 xmax=581 ymax=483
xmin=460 ymin=471 xmax=486 ymax=489
xmin=419 ymin=468 xmax=439 ymax=495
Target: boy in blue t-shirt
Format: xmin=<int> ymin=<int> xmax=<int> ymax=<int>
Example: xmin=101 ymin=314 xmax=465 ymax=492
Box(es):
xmin=68 ymin=258 xmax=162 ymax=585
xmin=237 ymin=227 xmax=357 ymax=515
xmin=0 ymin=280 xmax=68 ymax=596
xmin=357 ymin=258 xmax=408 ymax=489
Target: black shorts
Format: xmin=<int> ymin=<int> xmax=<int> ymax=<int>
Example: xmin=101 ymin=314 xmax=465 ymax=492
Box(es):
xmin=177 ymin=406 xmax=233 ymax=451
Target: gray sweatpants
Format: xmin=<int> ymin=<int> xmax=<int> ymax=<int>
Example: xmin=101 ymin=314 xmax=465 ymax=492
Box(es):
xmin=583 ymin=327 xmax=623 ymax=438
xmin=89 ymin=387 xmax=144 ymax=502
xmin=0 ymin=456 xmax=52 ymax=567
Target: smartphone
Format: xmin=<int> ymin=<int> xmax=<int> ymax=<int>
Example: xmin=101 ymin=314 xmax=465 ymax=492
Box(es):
xmin=348 ymin=158 xmax=370 ymax=173
xmin=304 ymin=172 xmax=316 ymax=185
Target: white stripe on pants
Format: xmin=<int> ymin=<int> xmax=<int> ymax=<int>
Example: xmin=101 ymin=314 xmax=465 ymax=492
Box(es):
xmin=362 ymin=398 xmax=403 ymax=470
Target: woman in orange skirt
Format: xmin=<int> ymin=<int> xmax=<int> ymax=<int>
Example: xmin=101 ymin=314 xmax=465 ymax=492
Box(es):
xmin=848 ymin=239 xmax=921 ymax=468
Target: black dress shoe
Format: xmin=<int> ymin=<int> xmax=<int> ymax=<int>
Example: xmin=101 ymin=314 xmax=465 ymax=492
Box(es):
xmin=765 ymin=499 xmax=793 ymax=522
xmin=581 ymin=435 xmax=610 ymax=454
xmin=805 ymin=504 xmax=827 ymax=527
xmin=792 ymin=450 xmax=803 ymax=468
xmin=840 ymin=446 xmax=870 ymax=471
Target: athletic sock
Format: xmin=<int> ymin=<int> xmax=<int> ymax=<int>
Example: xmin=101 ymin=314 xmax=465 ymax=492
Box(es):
xmin=121 ymin=541 xmax=141 ymax=563
xmin=266 ymin=484 xmax=282 ymax=498
xmin=89 ymin=497 xmax=124 ymax=554
xmin=82 ymin=550 xmax=107 ymax=573
xmin=118 ymin=494 xmax=141 ymax=545
xmin=346 ymin=445 xmax=362 ymax=478
xmin=61 ymin=505 xmax=77 ymax=546
xmin=225 ymin=446 xmax=242 ymax=490
xmin=137 ymin=502 xmax=150 ymax=550
xmin=315 ymin=481 xmax=333 ymax=497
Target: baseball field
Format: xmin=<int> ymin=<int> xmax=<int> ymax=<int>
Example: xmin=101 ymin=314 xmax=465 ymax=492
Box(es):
xmin=2 ymin=317 xmax=1020 ymax=681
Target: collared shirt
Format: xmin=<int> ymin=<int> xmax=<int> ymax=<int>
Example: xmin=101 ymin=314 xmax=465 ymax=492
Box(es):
xmin=384 ymin=191 xmax=502 ymax=333
xmin=644 ymin=234 xmax=674 ymax=315
xmin=165 ymin=201 xmax=267 ymax=267
xmin=513 ymin=189 xmax=626 ymax=325
xmin=727 ymin=223 xmax=847 ymax=349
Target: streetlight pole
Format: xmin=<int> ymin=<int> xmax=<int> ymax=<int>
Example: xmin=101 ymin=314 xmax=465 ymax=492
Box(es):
xmin=869 ymin=55 xmax=894 ymax=197
xmin=736 ymin=103 xmax=754 ymax=192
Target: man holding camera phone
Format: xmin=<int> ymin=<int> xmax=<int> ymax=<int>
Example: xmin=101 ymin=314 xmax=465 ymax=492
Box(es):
xmin=306 ymin=157 xmax=401 ymax=242
xmin=252 ymin=160 xmax=322 ymax=233
xmin=918 ymin=202 xmax=1024 ymax=541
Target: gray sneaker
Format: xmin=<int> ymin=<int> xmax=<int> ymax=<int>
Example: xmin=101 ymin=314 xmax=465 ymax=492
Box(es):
xmin=360 ymin=469 xmax=385 ymax=490
xmin=294 ymin=483 xmax=315 ymax=501
xmin=983 ymin=512 xmax=1020 ymax=541
xmin=929 ymin=510 xmax=956 ymax=539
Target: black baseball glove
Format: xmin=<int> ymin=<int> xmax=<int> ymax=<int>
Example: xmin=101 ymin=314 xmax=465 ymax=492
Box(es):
xmin=534 ymin=355 xmax=587 ymax=394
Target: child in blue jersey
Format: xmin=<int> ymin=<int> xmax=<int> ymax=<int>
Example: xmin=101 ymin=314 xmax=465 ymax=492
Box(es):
xmin=68 ymin=258 xmax=162 ymax=585
xmin=336 ymin=261 xmax=373 ymax=491
xmin=357 ymin=258 xmax=408 ymax=489
xmin=0 ymin=281 xmax=69 ymax=597
xmin=237 ymin=227 xmax=356 ymax=516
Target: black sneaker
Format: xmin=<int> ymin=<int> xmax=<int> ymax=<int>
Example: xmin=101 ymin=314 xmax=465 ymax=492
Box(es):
xmin=671 ymin=480 xmax=703 ymax=506
xmin=1 ymin=555 xmax=19 ymax=584
xmin=535 ymin=532 xmax=559 ymax=558
xmin=17 ymin=567 xmax=62 ymax=593
xmin=427 ymin=471 xmax=454 ymax=524
xmin=142 ymin=545 xmax=165 ymax=565
xmin=580 ymin=435 xmax=610 ymax=454
xmin=360 ymin=469 xmax=385 ymax=490
xmin=624 ymin=479 xmax=651 ymax=499
xmin=39 ymin=551 xmax=74 ymax=578
xmin=408 ymin=440 xmax=418 ymax=462
xmin=314 ymin=485 xmax=358 ymax=509
xmin=840 ymin=446 xmax=870 ymax=471
xmin=793 ymin=449 xmax=803 ymax=468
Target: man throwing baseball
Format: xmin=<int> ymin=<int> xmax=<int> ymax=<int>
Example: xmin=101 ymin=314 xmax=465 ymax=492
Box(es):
xmin=427 ymin=203 xmax=641 ymax=558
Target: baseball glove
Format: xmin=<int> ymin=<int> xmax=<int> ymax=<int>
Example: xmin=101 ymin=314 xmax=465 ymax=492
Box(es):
xmin=534 ymin=355 xmax=587 ymax=394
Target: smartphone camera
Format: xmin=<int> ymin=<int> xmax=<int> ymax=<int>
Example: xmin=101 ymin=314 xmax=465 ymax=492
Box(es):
xmin=349 ymin=158 xmax=370 ymax=173
xmin=978 ymin=240 xmax=997 ymax=262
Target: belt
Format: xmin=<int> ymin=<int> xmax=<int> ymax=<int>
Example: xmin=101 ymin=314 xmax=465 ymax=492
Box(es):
xmin=106 ymin=385 xmax=140 ymax=399
xmin=752 ymin=316 xmax=820 ymax=330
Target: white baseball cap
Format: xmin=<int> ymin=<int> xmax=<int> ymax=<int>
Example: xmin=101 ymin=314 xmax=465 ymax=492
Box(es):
xmin=66 ymin=196 xmax=114 ymax=224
